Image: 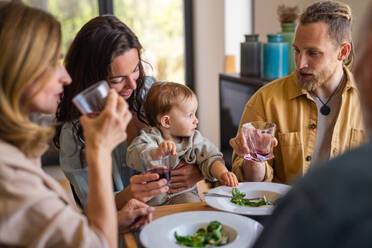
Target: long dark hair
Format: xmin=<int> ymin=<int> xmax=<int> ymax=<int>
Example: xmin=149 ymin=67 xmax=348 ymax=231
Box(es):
xmin=53 ymin=15 xmax=146 ymax=166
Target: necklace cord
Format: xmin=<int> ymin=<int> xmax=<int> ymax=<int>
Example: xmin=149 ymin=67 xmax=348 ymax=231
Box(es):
xmin=314 ymin=73 xmax=345 ymax=105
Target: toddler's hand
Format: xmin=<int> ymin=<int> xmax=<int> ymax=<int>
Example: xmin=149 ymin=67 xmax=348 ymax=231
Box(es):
xmin=220 ymin=172 xmax=239 ymax=187
xmin=159 ymin=140 xmax=177 ymax=156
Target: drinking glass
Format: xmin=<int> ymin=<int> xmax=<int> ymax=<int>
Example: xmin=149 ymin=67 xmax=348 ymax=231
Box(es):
xmin=140 ymin=148 xmax=171 ymax=185
xmin=72 ymin=80 xmax=110 ymax=115
xmin=242 ymin=121 xmax=276 ymax=162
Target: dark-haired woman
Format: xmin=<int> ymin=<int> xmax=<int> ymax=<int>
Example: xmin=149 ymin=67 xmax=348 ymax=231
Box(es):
xmin=55 ymin=15 xmax=203 ymax=209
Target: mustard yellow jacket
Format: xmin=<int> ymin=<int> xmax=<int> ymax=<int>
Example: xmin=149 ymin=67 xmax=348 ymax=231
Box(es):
xmin=232 ymin=67 xmax=366 ymax=184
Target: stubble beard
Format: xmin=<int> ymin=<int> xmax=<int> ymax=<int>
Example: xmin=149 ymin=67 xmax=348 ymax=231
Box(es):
xmin=296 ymin=66 xmax=336 ymax=92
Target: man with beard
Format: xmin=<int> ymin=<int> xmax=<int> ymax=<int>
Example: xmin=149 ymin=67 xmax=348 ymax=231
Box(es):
xmin=252 ymin=2 xmax=372 ymax=247
xmin=230 ymin=1 xmax=366 ymax=184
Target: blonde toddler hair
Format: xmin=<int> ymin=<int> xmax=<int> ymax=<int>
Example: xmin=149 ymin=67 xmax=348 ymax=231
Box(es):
xmin=144 ymin=81 xmax=195 ymax=127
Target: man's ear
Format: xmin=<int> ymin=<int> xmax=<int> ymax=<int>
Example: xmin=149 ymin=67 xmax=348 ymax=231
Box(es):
xmin=338 ymin=42 xmax=351 ymax=61
xmin=159 ymin=115 xmax=171 ymax=128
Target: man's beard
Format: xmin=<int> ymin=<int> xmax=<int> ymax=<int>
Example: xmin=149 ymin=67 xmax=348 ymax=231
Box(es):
xmin=296 ymin=67 xmax=335 ymax=92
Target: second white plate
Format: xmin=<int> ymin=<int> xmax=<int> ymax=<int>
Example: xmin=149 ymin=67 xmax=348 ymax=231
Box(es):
xmin=205 ymin=182 xmax=291 ymax=216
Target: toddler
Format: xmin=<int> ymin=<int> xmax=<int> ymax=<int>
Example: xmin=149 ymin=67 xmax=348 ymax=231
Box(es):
xmin=126 ymin=81 xmax=238 ymax=206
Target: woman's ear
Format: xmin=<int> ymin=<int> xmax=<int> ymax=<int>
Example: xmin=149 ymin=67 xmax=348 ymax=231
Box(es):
xmin=159 ymin=115 xmax=171 ymax=128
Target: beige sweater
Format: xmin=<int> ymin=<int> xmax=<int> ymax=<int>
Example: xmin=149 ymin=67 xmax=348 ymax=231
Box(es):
xmin=0 ymin=140 xmax=108 ymax=247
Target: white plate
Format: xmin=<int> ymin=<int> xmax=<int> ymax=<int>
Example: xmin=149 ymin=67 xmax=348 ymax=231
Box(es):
xmin=205 ymin=182 xmax=291 ymax=216
xmin=140 ymin=210 xmax=263 ymax=248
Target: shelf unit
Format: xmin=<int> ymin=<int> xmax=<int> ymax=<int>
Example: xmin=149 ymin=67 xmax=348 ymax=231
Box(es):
xmin=219 ymin=73 xmax=269 ymax=167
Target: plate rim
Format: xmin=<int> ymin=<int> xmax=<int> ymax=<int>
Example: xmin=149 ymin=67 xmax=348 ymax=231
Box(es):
xmin=140 ymin=210 xmax=263 ymax=248
xmin=205 ymin=182 xmax=291 ymax=216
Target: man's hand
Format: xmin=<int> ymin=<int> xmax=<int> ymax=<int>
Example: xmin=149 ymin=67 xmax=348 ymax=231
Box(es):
xmin=229 ymin=131 xmax=250 ymax=158
xmin=230 ymin=128 xmax=277 ymax=182
xmin=230 ymin=130 xmax=278 ymax=159
xmin=169 ymin=161 xmax=203 ymax=194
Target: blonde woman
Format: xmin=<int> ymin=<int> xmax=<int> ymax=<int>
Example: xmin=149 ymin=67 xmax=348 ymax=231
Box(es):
xmin=0 ymin=2 xmax=153 ymax=247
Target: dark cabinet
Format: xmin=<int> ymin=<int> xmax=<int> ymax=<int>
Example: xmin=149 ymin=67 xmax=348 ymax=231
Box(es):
xmin=219 ymin=73 xmax=269 ymax=166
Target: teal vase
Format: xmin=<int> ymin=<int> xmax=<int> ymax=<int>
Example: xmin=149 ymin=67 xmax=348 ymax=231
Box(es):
xmin=262 ymin=34 xmax=288 ymax=80
xmin=280 ymin=23 xmax=295 ymax=73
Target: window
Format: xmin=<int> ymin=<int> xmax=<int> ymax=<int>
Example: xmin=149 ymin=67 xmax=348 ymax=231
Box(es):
xmin=114 ymin=0 xmax=185 ymax=83
xmin=24 ymin=0 xmax=189 ymax=86
xmin=24 ymin=0 xmax=99 ymax=54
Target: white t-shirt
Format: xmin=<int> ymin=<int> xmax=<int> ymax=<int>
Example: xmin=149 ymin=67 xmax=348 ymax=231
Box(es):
xmin=311 ymin=82 xmax=344 ymax=166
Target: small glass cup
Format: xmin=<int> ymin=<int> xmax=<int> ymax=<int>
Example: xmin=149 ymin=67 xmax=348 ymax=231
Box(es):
xmin=72 ymin=80 xmax=110 ymax=115
xmin=140 ymin=148 xmax=171 ymax=185
xmin=242 ymin=121 xmax=276 ymax=162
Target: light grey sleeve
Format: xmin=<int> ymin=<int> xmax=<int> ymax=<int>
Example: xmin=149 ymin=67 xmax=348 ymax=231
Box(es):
xmin=111 ymin=141 xmax=137 ymax=193
xmin=136 ymin=76 xmax=157 ymax=117
xmin=59 ymin=122 xmax=89 ymax=208
xmin=60 ymin=123 xmax=136 ymax=209
xmin=191 ymin=130 xmax=225 ymax=181
xmin=126 ymin=128 xmax=162 ymax=172
xmin=143 ymin=76 xmax=157 ymax=97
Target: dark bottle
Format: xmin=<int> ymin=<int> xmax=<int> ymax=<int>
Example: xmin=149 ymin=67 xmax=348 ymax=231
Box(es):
xmin=240 ymin=34 xmax=261 ymax=77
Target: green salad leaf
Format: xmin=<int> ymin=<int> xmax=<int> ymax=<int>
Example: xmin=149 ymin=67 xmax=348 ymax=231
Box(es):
xmin=174 ymin=221 xmax=226 ymax=247
xmin=230 ymin=188 xmax=273 ymax=207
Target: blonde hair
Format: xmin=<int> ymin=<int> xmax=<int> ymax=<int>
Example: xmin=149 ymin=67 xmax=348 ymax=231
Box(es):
xmin=300 ymin=1 xmax=353 ymax=67
xmin=144 ymin=81 xmax=195 ymax=127
xmin=0 ymin=2 xmax=61 ymax=157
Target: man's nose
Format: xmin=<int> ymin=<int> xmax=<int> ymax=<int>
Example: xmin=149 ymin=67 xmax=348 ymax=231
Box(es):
xmin=296 ymin=53 xmax=308 ymax=70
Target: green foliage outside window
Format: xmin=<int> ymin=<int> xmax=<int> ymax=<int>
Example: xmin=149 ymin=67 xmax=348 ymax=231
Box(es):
xmin=24 ymin=0 xmax=185 ymax=83
xmin=114 ymin=0 xmax=185 ymax=83
xmin=25 ymin=0 xmax=98 ymax=55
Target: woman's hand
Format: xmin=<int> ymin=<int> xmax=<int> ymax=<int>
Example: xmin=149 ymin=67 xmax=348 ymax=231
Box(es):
xmin=169 ymin=161 xmax=203 ymax=194
xmin=129 ymin=174 xmax=169 ymax=203
xmin=81 ymin=90 xmax=132 ymax=154
xmin=117 ymin=199 xmax=154 ymax=233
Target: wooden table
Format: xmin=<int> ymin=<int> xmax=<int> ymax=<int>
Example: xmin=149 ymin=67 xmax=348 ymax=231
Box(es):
xmin=123 ymin=202 xmax=217 ymax=248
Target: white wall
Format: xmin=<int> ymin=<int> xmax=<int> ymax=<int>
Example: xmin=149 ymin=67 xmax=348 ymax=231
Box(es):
xmin=193 ymin=0 xmax=225 ymax=146
xmin=254 ymin=0 xmax=369 ymax=43
xmin=193 ymin=0 xmax=369 ymax=149
xmin=193 ymin=0 xmax=253 ymax=147
xmin=224 ymin=0 xmax=253 ymax=72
